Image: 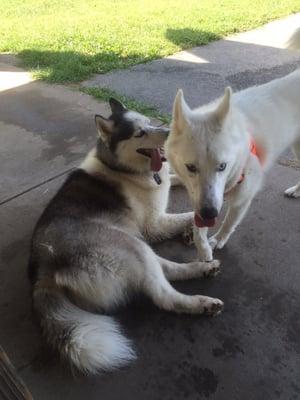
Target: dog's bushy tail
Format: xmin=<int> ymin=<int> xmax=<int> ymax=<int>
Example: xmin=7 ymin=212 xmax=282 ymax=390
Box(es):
xmin=33 ymin=284 xmax=135 ymax=374
xmin=287 ymin=27 xmax=300 ymax=50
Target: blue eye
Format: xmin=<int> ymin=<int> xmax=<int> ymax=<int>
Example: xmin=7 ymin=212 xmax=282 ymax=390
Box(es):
xmin=186 ymin=164 xmax=197 ymax=173
xmin=218 ymin=162 xmax=227 ymax=172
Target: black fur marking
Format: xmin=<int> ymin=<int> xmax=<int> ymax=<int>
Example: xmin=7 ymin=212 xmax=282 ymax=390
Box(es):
xmin=96 ymin=137 xmax=137 ymax=174
xmin=109 ymin=98 xmax=126 ymax=114
xmin=107 ymin=111 xmax=135 ymax=153
xmin=153 ymin=173 xmax=162 ymax=185
xmin=29 ymin=169 xmax=130 ymax=283
xmin=40 ymin=169 xmax=128 ymax=218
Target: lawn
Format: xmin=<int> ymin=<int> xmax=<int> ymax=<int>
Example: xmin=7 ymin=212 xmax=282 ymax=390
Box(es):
xmin=0 ymin=0 xmax=299 ymax=84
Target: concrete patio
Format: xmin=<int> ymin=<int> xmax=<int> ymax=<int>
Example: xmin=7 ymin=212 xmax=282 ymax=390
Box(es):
xmin=1 ymin=15 xmax=300 ymax=400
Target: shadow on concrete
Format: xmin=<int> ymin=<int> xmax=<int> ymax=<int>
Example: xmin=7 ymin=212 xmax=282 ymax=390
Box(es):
xmin=2 ymin=164 xmax=300 ymax=400
xmin=0 ymin=80 xmax=95 ymax=204
xmin=18 ymin=28 xmax=223 ymax=82
xmin=84 ymin=30 xmax=300 ymax=113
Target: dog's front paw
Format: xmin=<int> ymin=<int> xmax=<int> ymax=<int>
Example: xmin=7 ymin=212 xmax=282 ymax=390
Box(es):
xmin=209 ymin=235 xmax=227 ymax=250
xmin=202 ymin=298 xmax=224 ymax=316
xmin=203 ymin=259 xmax=221 ymax=278
xmin=284 ymin=185 xmax=300 ymax=198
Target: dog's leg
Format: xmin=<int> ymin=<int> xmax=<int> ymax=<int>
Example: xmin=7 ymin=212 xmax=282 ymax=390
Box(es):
xmin=142 ymin=249 xmax=223 ymax=315
xmin=209 ymin=199 xmax=252 ymax=250
xmin=57 ymin=236 xmax=223 ymax=316
xmin=157 ymin=256 xmax=221 ymax=281
xmin=209 ymin=160 xmax=263 ymax=250
xmin=145 ymin=212 xmax=193 ymax=241
xmin=284 ymin=140 xmax=300 ymax=198
xmin=193 ymin=225 xmax=213 ymax=261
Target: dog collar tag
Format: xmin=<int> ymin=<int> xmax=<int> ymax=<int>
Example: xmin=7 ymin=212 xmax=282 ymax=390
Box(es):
xmin=153 ymin=173 xmax=162 ymax=185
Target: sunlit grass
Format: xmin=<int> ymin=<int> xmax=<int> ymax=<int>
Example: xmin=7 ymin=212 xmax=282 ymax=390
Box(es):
xmin=0 ymin=0 xmax=299 ymax=82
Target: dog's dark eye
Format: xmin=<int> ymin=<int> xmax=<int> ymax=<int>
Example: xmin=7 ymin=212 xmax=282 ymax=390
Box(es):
xmin=217 ymin=162 xmax=227 ymax=172
xmin=186 ymin=164 xmax=198 ymax=173
xmin=135 ymin=129 xmax=146 ymax=138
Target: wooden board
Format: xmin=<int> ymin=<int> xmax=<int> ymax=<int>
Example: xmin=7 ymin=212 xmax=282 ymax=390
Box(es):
xmin=0 ymin=346 xmax=33 ymax=400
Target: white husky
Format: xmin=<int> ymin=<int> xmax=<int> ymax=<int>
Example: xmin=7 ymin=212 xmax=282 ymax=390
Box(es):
xmin=166 ymin=35 xmax=300 ymax=261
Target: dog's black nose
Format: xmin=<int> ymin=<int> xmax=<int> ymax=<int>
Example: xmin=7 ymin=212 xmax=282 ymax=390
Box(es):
xmin=200 ymin=206 xmax=218 ymax=220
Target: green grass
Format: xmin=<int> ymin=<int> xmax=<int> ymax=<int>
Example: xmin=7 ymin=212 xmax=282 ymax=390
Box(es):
xmin=0 ymin=0 xmax=299 ymax=83
xmin=82 ymin=87 xmax=171 ymax=123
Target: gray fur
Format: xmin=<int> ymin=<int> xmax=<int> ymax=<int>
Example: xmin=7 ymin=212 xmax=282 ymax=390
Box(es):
xmin=29 ymin=101 xmax=223 ymax=375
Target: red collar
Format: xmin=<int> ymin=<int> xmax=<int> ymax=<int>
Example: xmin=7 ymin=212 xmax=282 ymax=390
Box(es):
xmin=249 ymin=137 xmax=260 ymax=159
xmin=228 ymin=137 xmax=261 ymax=190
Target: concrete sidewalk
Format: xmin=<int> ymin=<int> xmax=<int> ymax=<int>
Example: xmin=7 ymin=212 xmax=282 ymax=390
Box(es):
xmin=84 ymin=13 xmax=300 ymax=112
xmin=1 ymin=15 xmax=300 ymax=400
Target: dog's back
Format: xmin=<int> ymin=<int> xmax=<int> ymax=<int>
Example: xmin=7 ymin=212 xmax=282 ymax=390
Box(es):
xmin=29 ymin=169 xmax=130 ymax=283
xmin=28 ymin=99 xmax=175 ymax=374
xmin=29 ymin=168 xmax=137 ymax=373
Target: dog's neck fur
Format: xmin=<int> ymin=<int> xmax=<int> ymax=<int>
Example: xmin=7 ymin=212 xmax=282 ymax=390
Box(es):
xmin=80 ymin=145 xmax=164 ymax=191
xmin=224 ymin=133 xmax=253 ymax=193
xmin=92 ymin=139 xmax=164 ymax=186
xmin=96 ymin=138 xmax=137 ymax=175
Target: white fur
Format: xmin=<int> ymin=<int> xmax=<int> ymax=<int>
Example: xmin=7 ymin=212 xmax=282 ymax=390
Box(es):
xmin=80 ymin=148 xmax=190 ymax=241
xmin=79 ymin=148 xmax=101 ymax=173
xmin=44 ymin=292 xmax=135 ymax=373
xmin=166 ymin=40 xmax=300 ymax=260
xmin=125 ymin=110 xmax=150 ymax=127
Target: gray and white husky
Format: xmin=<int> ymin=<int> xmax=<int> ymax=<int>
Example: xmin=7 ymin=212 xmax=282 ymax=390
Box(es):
xmin=28 ymin=98 xmax=223 ymax=375
xmin=166 ymin=33 xmax=300 ymax=261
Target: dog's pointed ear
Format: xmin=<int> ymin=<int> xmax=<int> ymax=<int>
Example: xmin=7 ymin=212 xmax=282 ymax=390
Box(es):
xmin=215 ymin=87 xmax=232 ymax=122
xmin=109 ymin=98 xmax=126 ymax=114
xmin=172 ymin=89 xmax=190 ymax=134
xmin=95 ymin=115 xmax=114 ymax=142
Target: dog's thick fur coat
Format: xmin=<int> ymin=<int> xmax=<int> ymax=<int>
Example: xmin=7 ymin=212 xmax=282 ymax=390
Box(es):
xmin=29 ymin=99 xmax=223 ymax=374
xmin=166 ymin=33 xmax=300 ymax=261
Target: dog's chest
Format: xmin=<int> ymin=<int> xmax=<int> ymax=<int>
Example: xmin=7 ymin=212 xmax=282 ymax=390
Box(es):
xmin=122 ymin=170 xmax=170 ymax=230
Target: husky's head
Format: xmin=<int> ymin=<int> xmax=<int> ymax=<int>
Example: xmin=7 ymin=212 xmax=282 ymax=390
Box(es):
xmin=166 ymin=87 xmax=247 ymax=227
xmin=94 ymin=98 xmax=169 ymax=174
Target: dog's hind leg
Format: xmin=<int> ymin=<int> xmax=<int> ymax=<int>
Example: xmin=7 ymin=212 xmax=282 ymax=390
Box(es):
xmin=157 ymin=256 xmax=221 ymax=281
xmin=141 ymin=245 xmax=223 ymax=316
xmin=210 ymin=160 xmax=263 ymax=250
xmin=284 ymin=140 xmax=300 ymax=198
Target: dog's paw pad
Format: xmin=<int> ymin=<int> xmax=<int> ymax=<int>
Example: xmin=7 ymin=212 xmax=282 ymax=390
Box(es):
xmin=284 ymin=185 xmax=300 ymax=198
xmin=204 ymin=260 xmax=221 ymax=278
xmin=204 ymin=299 xmax=224 ymax=316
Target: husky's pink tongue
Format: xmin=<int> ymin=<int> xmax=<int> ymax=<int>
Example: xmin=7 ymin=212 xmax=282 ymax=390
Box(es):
xmin=150 ymin=148 xmax=163 ymax=171
xmin=194 ymin=213 xmax=216 ymax=228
